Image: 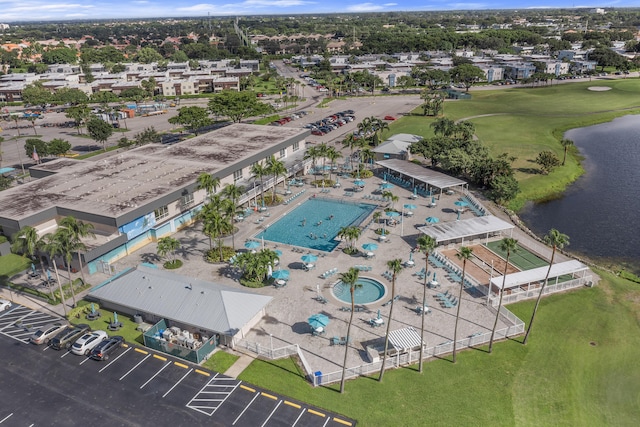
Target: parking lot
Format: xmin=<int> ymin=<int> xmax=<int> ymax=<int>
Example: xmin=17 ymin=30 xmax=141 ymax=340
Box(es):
xmin=0 ymin=304 xmax=355 ymax=426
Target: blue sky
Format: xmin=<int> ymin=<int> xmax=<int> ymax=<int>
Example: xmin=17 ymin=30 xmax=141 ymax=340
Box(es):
xmin=0 ymin=1 xmax=636 ymax=23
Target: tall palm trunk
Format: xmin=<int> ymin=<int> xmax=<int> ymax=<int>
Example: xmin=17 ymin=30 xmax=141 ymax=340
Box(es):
xmin=52 ymin=261 xmax=68 ymax=317
xmin=340 ymin=288 xmax=356 ymax=393
xmin=452 ymin=261 xmax=466 ymax=363
xmin=523 ymin=246 xmax=556 ymax=345
xmin=489 ymin=251 xmax=510 ymax=353
xmin=419 ymin=255 xmax=428 ymax=373
xmin=66 ymin=264 xmax=77 ymax=307
xmin=76 ymin=250 xmax=87 ymax=286
xmin=379 ymin=277 xmax=396 ymax=382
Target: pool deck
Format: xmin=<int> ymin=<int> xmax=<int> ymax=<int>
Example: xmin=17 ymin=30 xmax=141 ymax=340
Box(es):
xmin=90 ymin=174 xmax=532 ymax=379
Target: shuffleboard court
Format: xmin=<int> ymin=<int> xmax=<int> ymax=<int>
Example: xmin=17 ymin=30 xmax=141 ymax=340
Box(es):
xmin=485 ymin=241 xmax=548 ymax=271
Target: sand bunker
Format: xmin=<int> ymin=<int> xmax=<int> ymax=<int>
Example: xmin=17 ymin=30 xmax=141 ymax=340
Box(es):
xmin=588 ymin=86 xmax=612 ymax=91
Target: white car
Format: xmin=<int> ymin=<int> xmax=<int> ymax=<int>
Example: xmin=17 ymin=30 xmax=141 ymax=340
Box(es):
xmin=0 ymin=299 xmax=12 ymax=311
xmin=71 ymin=330 xmax=108 ymax=355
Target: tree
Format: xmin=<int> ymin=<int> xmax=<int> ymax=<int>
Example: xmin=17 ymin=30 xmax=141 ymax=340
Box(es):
xmin=379 ymin=259 xmax=403 ymax=382
xmin=416 ymin=234 xmax=436 ymax=373
xmin=59 ymin=216 xmax=95 ymax=287
xmin=135 ymin=47 xmax=163 ymax=64
xmin=535 ymin=150 xmax=560 ymax=174
xmin=54 ymin=88 xmax=88 ymax=106
xmin=489 ymin=238 xmax=518 ymax=354
xmin=325 ymin=146 xmax=342 ymax=182
xmin=65 ymin=105 xmax=91 ymax=135
xmin=196 ymin=173 xmax=220 ymax=200
xmin=449 ymin=64 xmax=485 ymax=92
xmin=41 ymin=47 xmax=77 ymax=64
xmin=43 ymin=227 xmax=83 ymax=307
xmin=250 ymin=162 xmax=268 ymax=205
xmin=338 ymin=267 xmax=361 ymax=393
xmin=24 ymin=138 xmax=48 ymax=160
xmin=221 ymin=184 xmax=244 ymax=251
xmin=47 ymin=138 xmax=71 ymax=156
xmin=208 ymin=90 xmax=272 ymax=123
xmin=21 ymin=82 xmax=52 ymax=108
xmin=337 ymin=226 xmax=362 ymax=251
xmin=11 ymin=226 xmax=41 ymax=260
xmin=86 ymin=117 xmax=113 ymax=152
xmin=133 ymin=127 xmax=161 ymax=146
xmin=488 ymin=175 xmax=519 ymax=205
xmin=141 ymin=77 xmax=157 ymax=99
xmin=266 ymin=155 xmax=287 ymax=200
xmin=453 ymin=246 xmax=473 ymax=363
xmin=91 ymin=91 xmax=119 ymax=106
xmin=168 ymin=106 xmax=212 ymax=135
xmin=157 ymin=236 xmax=180 ymax=263
xmin=523 ymin=229 xmax=569 ymax=345
xmin=560 ymin=138 xmax=574 ymax=166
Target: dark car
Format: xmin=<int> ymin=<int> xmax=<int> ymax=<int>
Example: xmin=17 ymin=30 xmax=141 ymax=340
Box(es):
xmin=90 ymin=336 xmax=124 ymax=361
xmin=50 ymin=324 xmax=91 ymax=350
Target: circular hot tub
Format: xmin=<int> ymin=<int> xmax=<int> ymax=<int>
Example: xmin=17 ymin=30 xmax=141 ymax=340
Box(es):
xmin=332 ymin=277 xmax=387 ymax=305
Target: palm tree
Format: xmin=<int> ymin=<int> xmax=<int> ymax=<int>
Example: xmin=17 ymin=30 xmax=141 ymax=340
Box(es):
xmin=40 ymin=233 xmax=68 ymax=314
xmin=416 ymin=234 xmax=436 ymax=373
xmin=489 ymin=237 xmax=518 ymax=354
xmin=11 ymin=225 xmax=41 ymax=261
xmin=266 ymin=155 xmax=287 ymax=200
xmin=43 ymin=228 xmax=82 ymax=307
xmin=342 ymin=134 xmax=358 ymax=171
xmin=337 ymin=226 xmax=361 ymax=251
xmin=560 ymin=138 xmax=574 ymax=166
xmin=58 ymin=216 xmax=95 ymax=286
xmin=338 ymin=267 xmax=361 ymax=393
xmin=381 ymin=190 xmax=399 ymax=209
xmin=250 ymin=162 xmax=268 ymax=205
xmin=453 ymin=246 xmax=473 ymax=363
xmin=304 ymin=145 xmax=321 ymax=178
xmin=157 ymin=236 xmax=180 ymax=263
xmin=196 ymin=173 xmax=220 ymax=200
xmin=379 ymin=258 xmax=403 ymax=382
xmin=523 ymin=229 xmax=569 ymax=345
xmin=220 ymin=197 xmax=241 ymax=251
xmin=325 ymin=147 xmax=342 ymax=183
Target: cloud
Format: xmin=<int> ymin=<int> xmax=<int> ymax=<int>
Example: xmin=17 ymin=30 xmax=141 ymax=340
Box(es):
xmin=384 ymin=3 xmax=397 ymax=5
xmin=346 ymin=2 xmax=386 ymax=12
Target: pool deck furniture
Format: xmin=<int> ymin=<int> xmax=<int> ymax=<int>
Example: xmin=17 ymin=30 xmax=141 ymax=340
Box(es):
xmin=369 ymin=318 xmax=384 ymax=327
xmin=414 ymin=305 xmax=431 ymax=315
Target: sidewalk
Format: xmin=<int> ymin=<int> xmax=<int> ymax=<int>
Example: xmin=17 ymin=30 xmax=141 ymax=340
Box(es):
xmin=224 ymin=353 xmax=256 ymax=379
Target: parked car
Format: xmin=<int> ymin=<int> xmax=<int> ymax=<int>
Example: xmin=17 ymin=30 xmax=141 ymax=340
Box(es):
xmin=384 ymin=115 xmax=397 ymax=121
xmin=50 ymin=324 xmax=91 ymax=351
xmin=90 ymin=336 xmax=124 ymax=361
xmin=71 ymin=330 xmax=108 ymax=355
xmin=30 ymin=322 xmax=68 ymax=345
xmin=0 ymin=299 xmax=11 ymax=311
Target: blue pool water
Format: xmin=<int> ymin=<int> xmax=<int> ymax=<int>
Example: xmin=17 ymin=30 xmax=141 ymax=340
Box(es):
xmin=332 ymin=277 xmax=387 ymax=305
xmin=256 ymin=197 xmax=376 ymax=251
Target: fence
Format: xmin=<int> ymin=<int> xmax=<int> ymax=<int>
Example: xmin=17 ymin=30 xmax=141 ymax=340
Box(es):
xmin=239 ymin=305 xmax=525 ymax=387
xmin=488 ymin=275 xmax=592 ymax=306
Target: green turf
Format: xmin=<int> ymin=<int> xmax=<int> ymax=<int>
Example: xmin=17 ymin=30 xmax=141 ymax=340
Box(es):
xmin=385 ymin=80 xmax=640 ymax=211
xmin=0 ymin=254 xmax=31 ymax=279
xmin=239 ymin=271 xmax=640 ymax=426
xmin=201 ymin=350 xmax=240 ymax=374
xmin=69 ymin=310 xmax=143 ymax=345
xmin=485 ymin=241 xmax=548 ymax=271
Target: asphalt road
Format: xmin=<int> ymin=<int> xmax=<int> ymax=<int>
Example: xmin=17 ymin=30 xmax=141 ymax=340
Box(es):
xmin=0 ymin=303 xmax=356 ymax=427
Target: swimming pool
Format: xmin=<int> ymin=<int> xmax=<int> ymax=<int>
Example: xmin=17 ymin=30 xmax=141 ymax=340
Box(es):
xmin=256 ymin=197 xmax=376 ymax=251
xmin=332 ymin=277 xmax=387 ymax=305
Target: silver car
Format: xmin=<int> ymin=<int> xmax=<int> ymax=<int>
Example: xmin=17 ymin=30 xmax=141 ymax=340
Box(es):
xmin=71 ymin=330 xmax=108 ymax=355
xmin=30 ymin=322 xmax=68 ymax=345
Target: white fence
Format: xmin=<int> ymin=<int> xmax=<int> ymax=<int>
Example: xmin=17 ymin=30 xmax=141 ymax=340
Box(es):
xmin=239 ymin=307 xmax=525 ymax=387
xmin=488 ymin=275 xmax=592 ymax=306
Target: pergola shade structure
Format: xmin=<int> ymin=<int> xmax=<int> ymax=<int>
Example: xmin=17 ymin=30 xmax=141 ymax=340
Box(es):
xmin=375 ymin=159 xmax=467 ymax=196
xmin=386 ymin=327 xmax=424 ymax=353
xmin=417 ymin=215 xmax=514 ymax=245
xmin=490 ymin=260 xmax=589 ymax=292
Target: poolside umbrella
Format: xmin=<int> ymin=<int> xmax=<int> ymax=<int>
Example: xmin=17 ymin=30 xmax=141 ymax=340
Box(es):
xmin=354 ymin=179 xmax=365 ymax=187
xmin=377 ymin=309 xmax=381 ymax=320
xmin=381 ymin=228 xmax=386 ymax=237
xmin=454 ymin=200 xmax=469 ymax=208
xmin=46 ymin=269 xmax=52 ymax=280
xmin=431 ymin=196 xmax=436 ymax=204
xmin=457 ymin=210 xmax=461 ymax=221
xmin=362 ymin=243 xmax=378 ymax=252
xmin=91 ymin=303 xmax=96 ymax=314
xmin=244 ymin=241 xmax=261 ymax=250
xmin=274 ymin=249 xmax=283 ymax=257
xmin=267 ymin=264 xmax=273 ymax=278
xmin=31 ymin=263 xmax=36 ymax=274
xmin=301 ymin=254 xmax=318 ymax=263
xmin=272 ymin=269 xmax=290 ymax=280
xmin=386 ymin=211 xmax=400 ymax=218
xmin=425 ymin=216 xmax=440 ymax=225
xmin=308 ymin=313 xmax=330 ymax=329
xmin=262 ymin=199 xmax=266 ymax=209
xmin=380 ymin=183 xmax=394 ymax=190
xmin=409 ymin=252 xmax=413 ymax=262
xmin=433 ymin=272 xmax=437 ymax=281
xmin=113 ymin=312 xmax=119 ymax=324
xmin=404 ymin=204 xmax=417 ymax=210
xmin=413 ymin=187 xmax=417 ymax=197
xmin=383 ymin=173 xmax=387 ymax=183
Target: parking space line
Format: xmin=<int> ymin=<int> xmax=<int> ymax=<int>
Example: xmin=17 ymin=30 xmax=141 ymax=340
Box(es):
xmin=140 ymin=361 xmax=172 ymax=389
xmin=119 ymin=353 xmax=151 ymax=380
xmin=322 ymin=417 xmax=331 ymax=427
xmin=162 ymin=368 xmax=192 ymax=398
xmin=232 ymin=392 xmax=260 ymax=425
xmin=99 ymin=347 xmax=131 ymax=372
xmin=291 ymin=408 xmax=307 ymax=427
xmin=260 ymin=400 xmax=282 ymax=427
xmin=60 ymin=351 xmax=72 ymax=358
xmin=79 ymin=356 xmax=92 ymax=365
xmin=42 ymin=345 xmax=50 ymax=351
xmin=0 ymin=413 xmax=13 ymax=423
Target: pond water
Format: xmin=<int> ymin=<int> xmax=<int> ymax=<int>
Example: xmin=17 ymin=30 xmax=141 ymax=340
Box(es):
xmin=519 ymin=115 xmax=640 ymax=274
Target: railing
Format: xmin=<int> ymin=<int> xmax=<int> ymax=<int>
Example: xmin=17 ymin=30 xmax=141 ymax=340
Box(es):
xmin=488 ymin=276 xmax=592 ymax=306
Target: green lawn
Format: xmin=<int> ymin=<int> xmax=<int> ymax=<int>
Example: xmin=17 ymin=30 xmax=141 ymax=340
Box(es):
xmin=239 ymin=271 xmax=640 ymax=426
xmin=69 ymin=307 xmax=144 ymax=345
xmin=201 ymin=350 xmax=240 ymax=374
xmin=0 ymin=254 xmax=31 ymax=278
xmin=385 ymin=80 xmax=640 ymax=210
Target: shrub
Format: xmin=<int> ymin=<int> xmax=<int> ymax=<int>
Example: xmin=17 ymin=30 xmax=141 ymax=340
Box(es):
xmin=0 ymin=235 xmax=7 ymax=244
xmin=205 ymin=246 xmax=235 ymax=263
xmin=239 ymin=277 xmax=267 ymax=288
xmin=163 ymin=259 xmax=183 ymax=269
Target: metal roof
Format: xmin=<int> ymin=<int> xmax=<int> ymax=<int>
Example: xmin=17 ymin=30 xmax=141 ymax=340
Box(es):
xmin=387 ymin=327 xmax=423 ymax=352
xmin=490 ymin=260 xmax=588 ymax=290
xmin=418 ymin=215 xmax=514 ymax=243
xmin=90 ymin=266 xmax=272 ymax=336
xmin=375 ymin=159 xmax=467 ymax=190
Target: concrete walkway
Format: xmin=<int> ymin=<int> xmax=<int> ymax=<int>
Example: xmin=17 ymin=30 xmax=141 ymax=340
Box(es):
xmin=225 ymin=353 xmax=256 ymax=378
